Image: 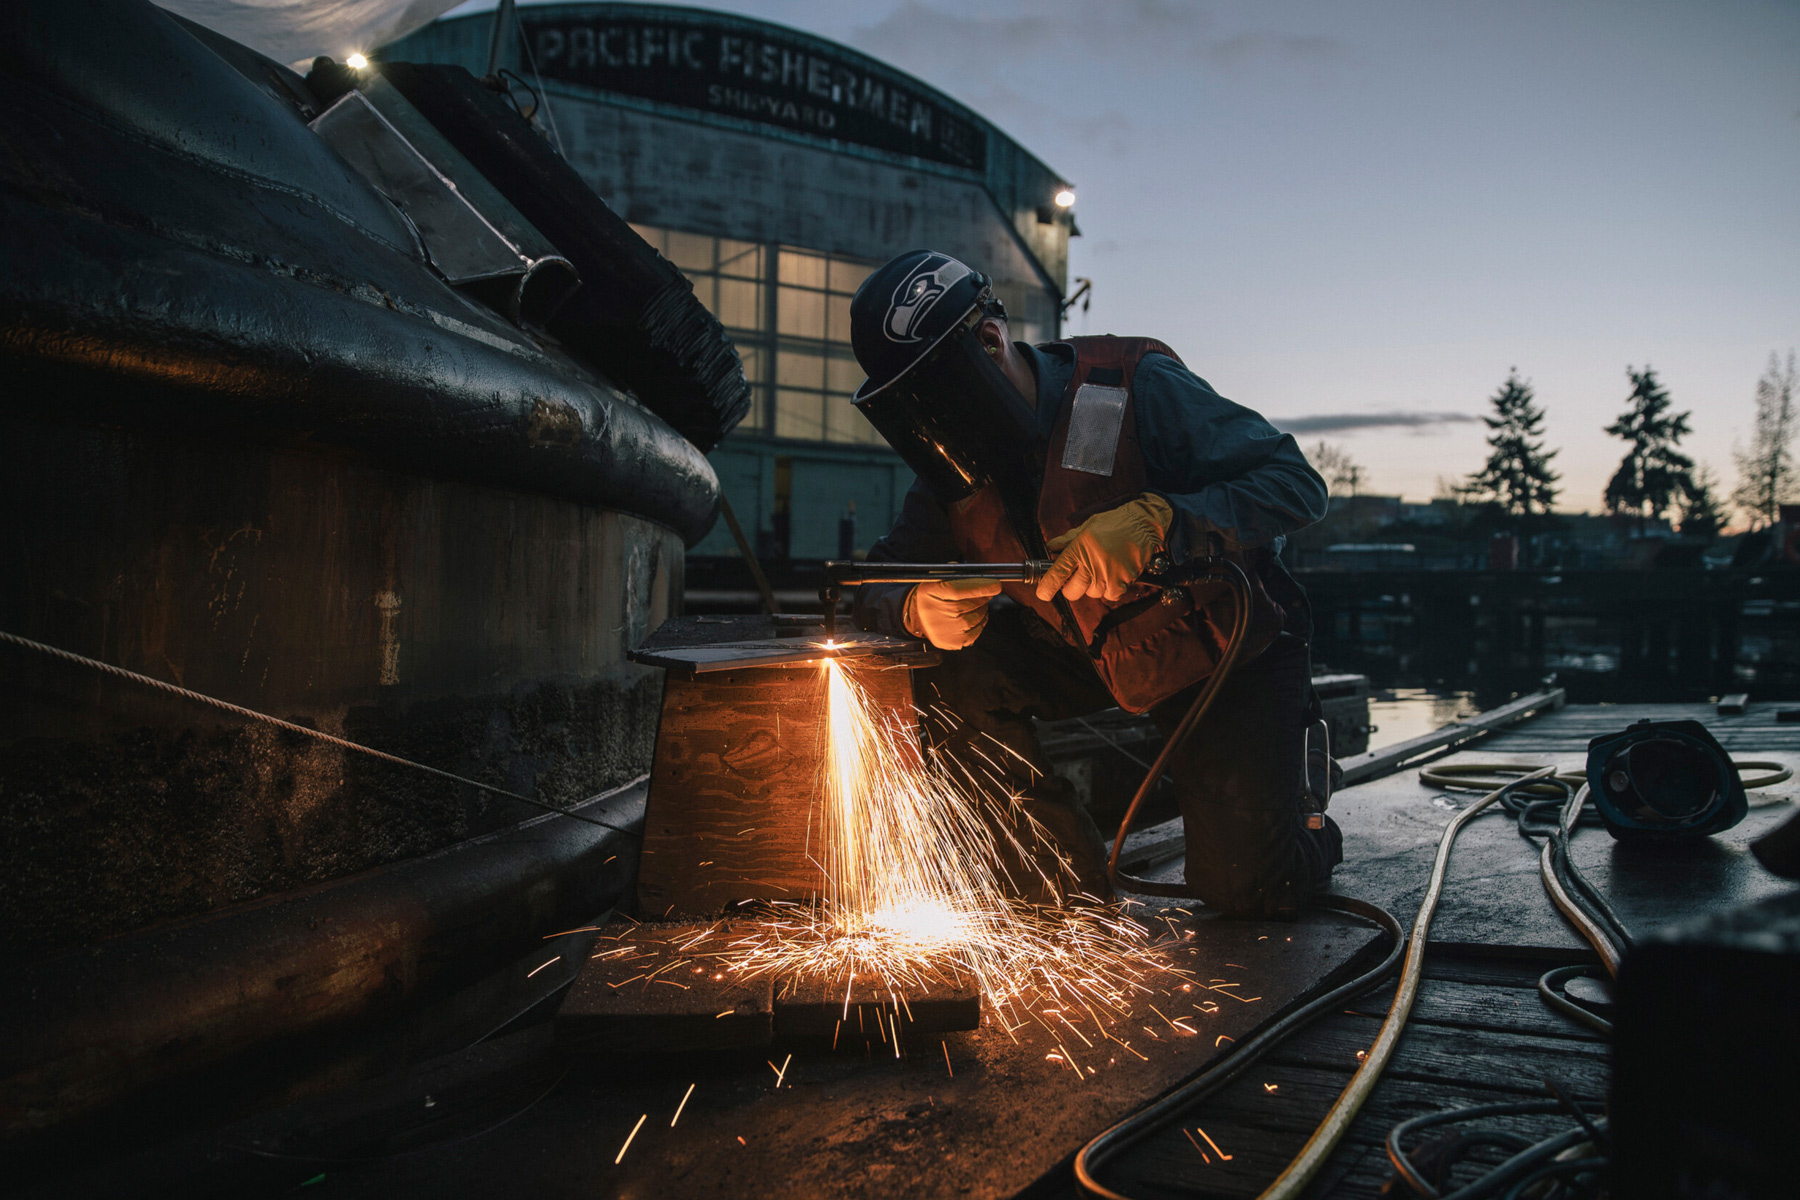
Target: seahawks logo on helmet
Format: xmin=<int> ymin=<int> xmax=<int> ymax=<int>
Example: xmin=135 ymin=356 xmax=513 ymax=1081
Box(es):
xmin=884 ymin=254 xmax=973 ymax=343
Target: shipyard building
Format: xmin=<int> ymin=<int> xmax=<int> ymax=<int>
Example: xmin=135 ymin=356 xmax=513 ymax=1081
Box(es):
xmin=386 ymin=3 xmax=1075 ymax=565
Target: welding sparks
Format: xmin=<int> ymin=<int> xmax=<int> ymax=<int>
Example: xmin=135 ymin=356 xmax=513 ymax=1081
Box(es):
xmin=710 ymin=659 xmax=1178 ymax=1036
xmin=1194 ymin=1125 xmax=1233 ymax=1161
xmin=671 ymin=1083 xmax=695 ymax=1126
xmin=615 ymin=1114 xmax=647 ymax=1164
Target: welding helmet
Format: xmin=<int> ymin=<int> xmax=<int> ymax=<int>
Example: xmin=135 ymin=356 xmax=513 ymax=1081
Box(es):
xmin=1585 ymin=718 xmax=1746 ymax=840
xmin=849 ymin=250 xmax=1039 ymax=505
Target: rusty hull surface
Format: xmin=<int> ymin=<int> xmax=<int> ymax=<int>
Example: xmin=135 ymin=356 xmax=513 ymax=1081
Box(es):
xmin=303 ymin=905 xmax=1381 ymax=1199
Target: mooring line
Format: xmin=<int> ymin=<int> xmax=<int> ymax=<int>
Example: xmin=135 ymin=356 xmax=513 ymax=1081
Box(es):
xmin=0 ymin=628 xmax=640 ymax=835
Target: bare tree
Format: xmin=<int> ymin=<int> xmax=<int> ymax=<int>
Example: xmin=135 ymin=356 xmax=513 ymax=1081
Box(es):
xmin=1732 ymin=350 xmax=1798 ymax=529
xmin=1308 ymin=440 xmax=1364 ymax=499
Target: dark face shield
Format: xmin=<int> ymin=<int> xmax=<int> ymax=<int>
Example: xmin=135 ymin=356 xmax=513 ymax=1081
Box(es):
xmin=852 ymin=305 xmax=1041 ymax=506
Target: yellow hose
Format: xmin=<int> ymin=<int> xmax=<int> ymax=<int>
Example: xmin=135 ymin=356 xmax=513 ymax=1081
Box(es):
xmin=1253 ymin=766 xmax=1561 ymax=1199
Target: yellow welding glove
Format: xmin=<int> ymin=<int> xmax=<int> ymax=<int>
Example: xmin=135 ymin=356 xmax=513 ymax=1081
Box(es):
xmin=903 ymin=578 xmax=1003 ymax=650
xmin=1035 ymin=493 xmax=1175 ymax=604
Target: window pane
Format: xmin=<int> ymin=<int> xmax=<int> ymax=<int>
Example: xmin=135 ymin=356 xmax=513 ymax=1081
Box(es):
xmin=824 ymin=293 xmax=855 ymax=344
xmin=715 ymin=278 xmax=764 ymax=331
xmin=744 ymin=383 xmax=768 ymax=433
xmin=828 ymin=258 xmax=872 ymax=294
xmin=735 ymin=343 xmax=763 ymax=384
xmin=718 ymin=240 xmax=763 ymax=278
xmin=778 ymin=248 xmax=827 ymax=288
xmin=825 ymin=394 xmax=868 ymax=443
xmin=664 ymin=230 xmax=715 ymax=272
xmin=825 ymin=355 xmax=864 ymax=394
xmin=776 ymin=349 xmax=826 ymax=388
xmin=775 ymin=389 xmax=826 ymax=440
xmin=691 ymin=275 xmax=720 ymax=320
xmin=777 ymin=287 xmax=826 ymax=338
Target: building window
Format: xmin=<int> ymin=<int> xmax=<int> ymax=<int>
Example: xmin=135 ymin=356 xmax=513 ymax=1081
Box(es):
xmin=631 ymin=224 xmax=882 ymax=445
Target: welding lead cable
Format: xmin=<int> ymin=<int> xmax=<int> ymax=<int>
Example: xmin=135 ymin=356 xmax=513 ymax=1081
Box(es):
xmin=1073 ymin=893 xmax=1406 ymax=1200
xmin=1537 ymin=786 xmax=1622 ymax=977
xmin=0 ymin=628 xmax=641 ymax=835
xmin=1384 ymin=1100 xmax=1605 ymax=1200
xmin=1078 ymin=770 xmax=1560 ymax=1200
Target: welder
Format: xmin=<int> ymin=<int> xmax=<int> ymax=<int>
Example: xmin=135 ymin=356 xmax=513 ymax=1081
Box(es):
xmin=846 ymin=249 xmax=1340 ymax=917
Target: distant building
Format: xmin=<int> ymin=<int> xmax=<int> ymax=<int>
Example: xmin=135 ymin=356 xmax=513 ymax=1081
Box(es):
xmin=384 ymin=4 xmax=1075 ymax=562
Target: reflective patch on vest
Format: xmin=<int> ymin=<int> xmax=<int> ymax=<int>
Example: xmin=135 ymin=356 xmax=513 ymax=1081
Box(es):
xmin=1061 ymin=384 xmax=1129 ymax=476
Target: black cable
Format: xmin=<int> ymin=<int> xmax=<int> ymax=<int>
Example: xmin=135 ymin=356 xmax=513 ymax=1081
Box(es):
xmin=493 ymin=68 xmax=540 ymax=120
xmin=1509 ymin=787 xmax=1633 ymax=958
xmin=1386 ymin=1100 xmax=1604 ymax=1200
xmin=1074 ymin=893 xmax=1405 ymax=1195
xmin=1535 ymin=965 xmax=1614 ymax=1038
xmin=1498 ymin=1157 xmax=1605 ymax=1200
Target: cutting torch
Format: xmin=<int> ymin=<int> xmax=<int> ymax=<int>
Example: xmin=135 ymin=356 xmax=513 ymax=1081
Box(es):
xmin=818 ymin=555 xmax=1187 ymax=639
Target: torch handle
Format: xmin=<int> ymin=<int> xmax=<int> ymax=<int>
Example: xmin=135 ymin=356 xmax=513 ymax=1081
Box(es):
xmin=820 ymin=560 xmax=1055 ymax=588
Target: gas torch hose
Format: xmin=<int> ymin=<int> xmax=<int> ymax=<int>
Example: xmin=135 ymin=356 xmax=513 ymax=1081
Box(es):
xmin=1078 ymin=768 xmax=1560 ymax=1200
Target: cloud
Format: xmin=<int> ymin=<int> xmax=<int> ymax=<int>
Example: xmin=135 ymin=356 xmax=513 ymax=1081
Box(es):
xmin=1204 ymin=31 xmax=1346 ymax=66
xmin=1274 ymin=411 xmax=1480 ymax=435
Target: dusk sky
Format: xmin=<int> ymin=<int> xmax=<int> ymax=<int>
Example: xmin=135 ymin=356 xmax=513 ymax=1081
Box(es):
xmin=446 ymin=0 xmax=1800 ymax=516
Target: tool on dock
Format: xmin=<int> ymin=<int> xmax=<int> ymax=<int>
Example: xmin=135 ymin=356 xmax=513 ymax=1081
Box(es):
xmin=1585 ymin=717 xmax=1747 ymax=839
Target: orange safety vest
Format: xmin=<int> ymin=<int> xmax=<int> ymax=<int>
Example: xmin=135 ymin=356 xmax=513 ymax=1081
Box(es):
xmin=945 ymin=335 xmax=1286 ymax=713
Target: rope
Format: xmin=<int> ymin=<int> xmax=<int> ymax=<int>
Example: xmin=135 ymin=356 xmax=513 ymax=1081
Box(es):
xmin=0 ymin=628 xmax=640 ymax=836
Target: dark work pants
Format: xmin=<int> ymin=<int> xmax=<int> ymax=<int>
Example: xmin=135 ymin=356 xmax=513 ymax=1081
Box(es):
xmin=912 ymin=602 xmax=1343 ymax=916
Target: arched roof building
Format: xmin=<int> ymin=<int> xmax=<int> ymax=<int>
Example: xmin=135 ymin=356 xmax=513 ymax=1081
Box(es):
xmin=386 ymin=3 xmax=1076 ymax=563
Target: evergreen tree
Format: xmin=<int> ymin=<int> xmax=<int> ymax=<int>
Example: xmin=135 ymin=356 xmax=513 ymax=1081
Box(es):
xmin=1464 ymin=370 xmax=1560 ymax=530
xmin=1680 ymin=465 xmax=1726 ymax=542
xmin=1604 ymin=366 xmax=1694 ymax=535
xmin=1731 ymin=350 xmax=1798 ymax=529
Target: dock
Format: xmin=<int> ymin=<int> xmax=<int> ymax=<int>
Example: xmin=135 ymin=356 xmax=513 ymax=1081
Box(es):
xmin=16 ymin=698 xmax=1796 ymax=1199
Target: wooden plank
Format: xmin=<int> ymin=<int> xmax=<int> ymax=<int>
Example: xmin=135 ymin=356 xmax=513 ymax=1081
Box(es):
xmin=773 ymin=970 xmax=980 ymax=1038
xmin=1262 ymin=1013 xmax=1611 ymax=1096
xmin=634 ymin=660 xmax=921 ymax=917
xmin=1343 ymin=976 xmax=1604 ymax=1041
xmin=1338 ymin=688 xmax=1566 ymax=786
xmin=557 ymin=923 xmax=774 ymax=1053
